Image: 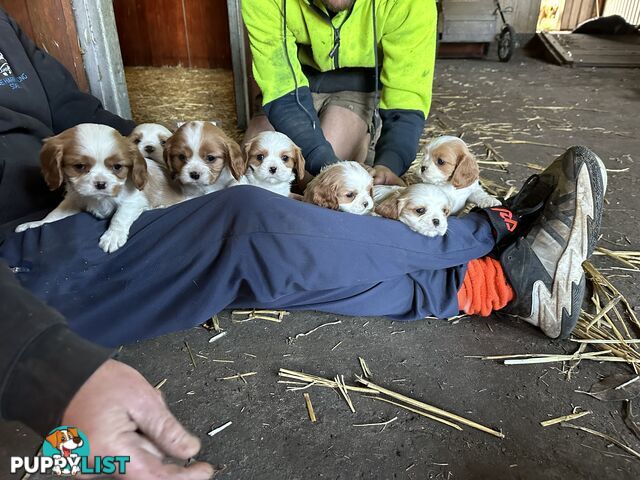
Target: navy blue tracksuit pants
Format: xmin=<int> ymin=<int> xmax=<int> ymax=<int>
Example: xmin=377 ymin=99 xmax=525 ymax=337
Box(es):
xmin=0 ymin=186 xmax=495 ymax=347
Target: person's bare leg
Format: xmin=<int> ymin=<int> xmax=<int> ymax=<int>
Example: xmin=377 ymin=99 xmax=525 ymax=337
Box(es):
xmin=242 ymin=114 xmax=275 ymax=147
xmin=320 ymin=105 xmax=370 ymax=163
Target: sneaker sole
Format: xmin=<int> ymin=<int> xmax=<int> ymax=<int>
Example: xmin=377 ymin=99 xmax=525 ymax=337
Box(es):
xmin=526 ymin=147 xmax=607 ymax=338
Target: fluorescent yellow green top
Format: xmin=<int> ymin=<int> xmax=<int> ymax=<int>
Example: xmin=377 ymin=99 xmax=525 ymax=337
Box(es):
xmin=242 ymin=0 xmax=437 ymax=115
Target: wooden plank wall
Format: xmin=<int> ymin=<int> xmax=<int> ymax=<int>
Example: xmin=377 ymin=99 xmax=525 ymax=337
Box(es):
xmin=113 ymin=0 xmax=232 ymax=68
xmin=0 ymin=0 xmax=89 ymax=90
xmin=561 ymin=0 xmax=598 ymax=29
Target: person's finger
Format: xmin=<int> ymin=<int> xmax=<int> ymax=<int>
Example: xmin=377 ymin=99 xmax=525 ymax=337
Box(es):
xmin=389 ymin=175 xmax=406 ymax=187
xmin=130 ymin=391 xmax=202 ymax=459
xmin=372 ymin=172 xmax=386 ymax=185
xmin=125 ymin=446 xmax=215 ymax=480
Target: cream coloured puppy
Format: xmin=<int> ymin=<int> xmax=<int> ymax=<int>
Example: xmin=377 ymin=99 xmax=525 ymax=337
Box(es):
xmin=304 ymin=161 xmax=374 ymax=215
xmin=420 ymin=136 xmax=500 ymax=214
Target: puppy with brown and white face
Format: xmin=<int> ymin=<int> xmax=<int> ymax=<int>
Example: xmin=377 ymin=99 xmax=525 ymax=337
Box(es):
xmin=239 ymin=131 xmax=305 ymax=196
xmin=129 ymin=123 xmax=172 ymax=164
xmin=375 ymin=184 xmax=452 ymax=237
xmin=163 ymin=121 xmax=243 ymax=198
xmin=419 ymin=136 xmax=501 ymax=214
xmin=16 ymin=124 xmax=155 ymax=253
xmin=304 ymin=161 xmax=374 ymax=215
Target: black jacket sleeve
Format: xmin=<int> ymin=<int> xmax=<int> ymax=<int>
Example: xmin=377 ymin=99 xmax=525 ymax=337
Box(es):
xmin=7 ymin=13 xmax=135 ymax=136
xmin=374 ymin=109 xmax=425 ymax=176
xmin=264 ymin=87 xmax=340 ymax=175
xmin=0 ymin=262 xmax=111 ymax=435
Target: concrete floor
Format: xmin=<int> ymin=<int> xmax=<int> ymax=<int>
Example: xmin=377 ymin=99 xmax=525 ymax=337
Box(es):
xmin=2 ymin=48 xmax=640 ymax=479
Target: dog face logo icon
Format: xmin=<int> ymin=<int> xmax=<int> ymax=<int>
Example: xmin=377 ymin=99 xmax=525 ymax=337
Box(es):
xmin=42 ymin=426 xmax=90 ymax=476
xmin=0 ymin=53 xmax=13 ymax=77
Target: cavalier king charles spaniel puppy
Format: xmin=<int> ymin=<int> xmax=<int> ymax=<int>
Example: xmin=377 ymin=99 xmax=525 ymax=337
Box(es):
xmin=374 ymin=184 xmax=452 ymax=237
xmin=163 ymin=121 xmax=243 ymax=198
xmin=16 ymin=124 xmax=184 ymax=253
xmin=304 ymin=161 xmax=374 ymax=215
xmin=238 ymin=131 xmax=305 ymax=196
xmin=129 ymin=123 xmax=172 ymax=164
xmin=419 ymin=136 xmax=500 ymax=214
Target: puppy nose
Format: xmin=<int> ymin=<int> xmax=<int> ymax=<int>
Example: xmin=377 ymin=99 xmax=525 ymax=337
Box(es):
xmin=432 ymin=218 xmax=440 ymax=227
xmin=363 ymin=201 xmax=369 ymax=208
xmin=73 ymin=437 xmax=82 ymax=445
xmin=189 ymin=171 xmax=200 ymax=180
xmin=144 ymin=145 xmax=155 ymax=153
xmin=95 ymin=181 xmax=107 ymax=190
xmin=269 ymin=166 xmax=277 ymax=174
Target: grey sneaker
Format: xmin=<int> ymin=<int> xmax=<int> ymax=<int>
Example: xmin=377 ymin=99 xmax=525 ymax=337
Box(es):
xmin=500 ymin=146 xmax=607 ymax=338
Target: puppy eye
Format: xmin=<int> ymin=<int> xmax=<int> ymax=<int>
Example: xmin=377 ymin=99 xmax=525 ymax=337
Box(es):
xmin=206 ymin=155 xmax=217 ymax=162
xmin=437 ymin=158 xmax=445 ymax=166
xmin=420 ymin=166 xmax=426 ymax=173
xmin=415 ymin=207 xmax=426 ymax=215
xmin=345 ymin=192 xmax=355 ymax=198
xmin=133 ymin=139 xmax=141 ymax=145
xmin=73 ymin=163 xmax=85 ymax=172
xmin=256 ymin=154 xmax=264 ymax=161
xmin=178 ymin=154 xmax=186 ymax=161
xmin=112 ymin=163 xmax=123 ymax=172
xmin=281 ymin=155 xmax=289 ymax=162
xmin=443 ymin=207 xmax=450 ymax=216
xmin=160 ymin=140 xmax=166 ymax=146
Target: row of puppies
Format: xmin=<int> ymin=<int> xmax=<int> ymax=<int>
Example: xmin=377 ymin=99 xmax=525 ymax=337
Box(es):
xmin=16 ymin=122 xmax=305 ymax=252
xmin=16 ymin=121 xmax=499 ymax=252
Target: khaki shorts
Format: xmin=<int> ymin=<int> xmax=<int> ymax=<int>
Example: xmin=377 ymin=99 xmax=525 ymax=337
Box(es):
xmin=255 ymin=90 xmax=378 ymax=135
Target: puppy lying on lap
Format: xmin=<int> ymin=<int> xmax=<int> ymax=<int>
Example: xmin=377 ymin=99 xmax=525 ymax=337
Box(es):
xmin=303 ymin=161 xmax=374 ymax=215
xmin=420 ymin=135 xmax=500 ymax=214
xmin=16 ymin=123 xmax=183 ymax=253
xmin=238 ymin=131 xmax=305 ymax=197
xmin=374 ymin=184 xmax=452 ymax=237
xmin=163 ymin=121 xmax=244 ymax=199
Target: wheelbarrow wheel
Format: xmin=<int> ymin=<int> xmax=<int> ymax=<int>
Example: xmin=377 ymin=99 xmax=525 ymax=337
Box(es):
xmin=497 ymin=24 xmax=515 ymax=62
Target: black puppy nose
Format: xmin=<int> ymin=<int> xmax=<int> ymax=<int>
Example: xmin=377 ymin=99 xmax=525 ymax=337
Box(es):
xmin=190 ymin=171 xmax=200 ymax=180
xmin=95 ymin=181 xmax=106 ymax=190
xmin=269 ymin=166 xmax=277 ymax=174
xmin=144 ymin=145 xmax=155 ymax=153
xmin=73 ymin=437 xmax=82 ymax=445
xmin=363 ymin=201 xmax=369 ymax=208
xmin=432 ymin=218 xmax=440 ymax=227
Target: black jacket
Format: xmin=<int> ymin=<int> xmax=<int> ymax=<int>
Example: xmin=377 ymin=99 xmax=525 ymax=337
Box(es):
xmin=0 ymin=9 xmax=133 ymax=435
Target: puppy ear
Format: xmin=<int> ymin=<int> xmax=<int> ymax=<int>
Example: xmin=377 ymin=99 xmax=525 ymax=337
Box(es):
xmin=375 ymin=191 xmax=401 ymax=219
xmin=45 ymin=430 xmax=62 ymax=449
xmin=304 ymin=176 xmax=339 ymax=210
xmin=226 ymin=139 xmax=245 ymax=180
xmin=40 ymin=136 xmax=65 ymax=190
xmin=129 ymin=142 xmax=148 ymax=190
xmin=163 ymin=135 xmax=175 ymax=174
xmin=451 ymin=152 xmax=479 ymax=189
xmin=293 ymin=146 xmax=306 ymax=182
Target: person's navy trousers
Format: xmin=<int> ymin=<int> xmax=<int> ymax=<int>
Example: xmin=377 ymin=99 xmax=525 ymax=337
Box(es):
xmin=0 ymin=186 xmax=495 ymax=347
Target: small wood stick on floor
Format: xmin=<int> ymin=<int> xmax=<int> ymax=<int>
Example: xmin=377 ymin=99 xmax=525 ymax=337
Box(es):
xmin=184 ymin=340 xmax=197 ymax=369
xmin=303 ymin=393 xmax=317 ymax=423
xmin=540 ymin=410 xmax=592 ymax=427
xmin=335 ymin=375 xmax=356 ymax=413
xmin=218 ymin=372 xmax=257 ymax=381
xmin=359 ymin=357 xmax=372 ymax=379
xmin=208 ymin=421 xmax=232 ymax=437
xmin=357 ymin=377 xmax=504 ymax=438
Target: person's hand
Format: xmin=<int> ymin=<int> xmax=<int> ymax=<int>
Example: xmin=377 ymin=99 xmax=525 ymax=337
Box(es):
xmin=62 ymin=359 xmax=216 ymax=479
xmin=369 ymin=165 xmax=406 ymax=186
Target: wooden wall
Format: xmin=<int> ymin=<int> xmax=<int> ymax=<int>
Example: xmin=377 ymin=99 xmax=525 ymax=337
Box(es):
xmin=113 ymin=0 xmax=232 ymax=68
xmin=560 ymin=0 xmax=598 ymax=29
xmin=0 ymin=0 xmax=89 ymax=90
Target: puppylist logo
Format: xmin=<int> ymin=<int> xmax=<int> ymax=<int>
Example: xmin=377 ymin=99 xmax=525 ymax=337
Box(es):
xmin=10 ymin=426 xmax=130 ymax=476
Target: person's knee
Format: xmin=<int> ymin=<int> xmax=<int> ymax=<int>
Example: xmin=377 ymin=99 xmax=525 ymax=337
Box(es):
xmin=242 ymin=115 xmax=275 ymax=146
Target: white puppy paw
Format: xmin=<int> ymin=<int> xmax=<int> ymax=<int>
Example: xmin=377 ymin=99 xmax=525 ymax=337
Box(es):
xmin=15 ymin=221 xmax=44 ymax=233
xmin=99 ymin=228 xmax=128 ymax=253
xmin=475 ymin=196 xmax=502 ymax=209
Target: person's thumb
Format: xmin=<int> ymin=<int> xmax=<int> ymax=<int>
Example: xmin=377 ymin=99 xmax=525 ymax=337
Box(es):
xmin=131 ymin=391 xmax=202 ymax=459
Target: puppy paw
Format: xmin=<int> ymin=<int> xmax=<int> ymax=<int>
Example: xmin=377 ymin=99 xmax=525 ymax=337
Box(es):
xmin=15 ymin=221 xmax=44 ymax=232
xmin=475 ymin=197 xmax=502 ymax=209
xmin=99 ymin=229 xmax=128 ymax=253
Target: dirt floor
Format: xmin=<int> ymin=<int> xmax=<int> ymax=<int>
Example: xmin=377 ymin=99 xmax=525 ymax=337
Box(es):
xmin=2 ymin=47 xmax=640 ymax=479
